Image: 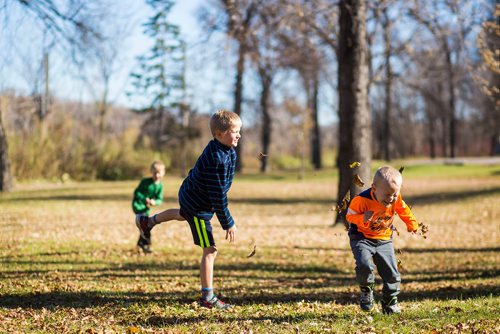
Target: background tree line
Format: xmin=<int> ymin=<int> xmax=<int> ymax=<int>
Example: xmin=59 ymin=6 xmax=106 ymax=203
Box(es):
xmin=0 ymin=0 xmax=498 ymax=193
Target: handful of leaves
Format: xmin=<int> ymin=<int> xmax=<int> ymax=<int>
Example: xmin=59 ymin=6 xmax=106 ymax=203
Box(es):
xmin=417 ymin=222 xmax=430 ymax=239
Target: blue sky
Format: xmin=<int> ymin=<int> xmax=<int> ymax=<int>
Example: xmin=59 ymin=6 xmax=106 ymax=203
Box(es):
xmin=0 ymin=0 xmax=339 ymax=125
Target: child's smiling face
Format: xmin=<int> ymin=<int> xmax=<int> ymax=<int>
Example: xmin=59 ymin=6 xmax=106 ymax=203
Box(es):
xmin=216 ymin=124 xmax=242 ymax=148
xmin=372 ymin=179 xmax=401 ymax=207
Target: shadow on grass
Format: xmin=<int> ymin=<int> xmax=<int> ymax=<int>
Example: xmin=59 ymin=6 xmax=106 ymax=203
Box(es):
xmin=0 ymin=194 xmax=178 ymax=202
xmin=400 ymin=247 xmax=500 ymax=254
xmin=142 ymin=311 xmax=343 ymax=327
xmin=1 ymin=186 xmax=498 ymax=207
xmin=405 ymin=187 xmax=500 ymax=206
xmin=403 ymin=268 xmax=500 ymax=283
xmin=1 ymin=285 xmax=497 ymax=316
xmin=230 ymin=186 xmax=500 ymax=206
xmin=1 ymin=260 xmax=348 ymax=281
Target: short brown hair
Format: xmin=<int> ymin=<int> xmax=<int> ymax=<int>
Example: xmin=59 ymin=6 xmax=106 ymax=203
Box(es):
xmin=209 ymin=109 xmax=242 ymax=136
xmin=373 ymin=166 xmax=402 ymax=187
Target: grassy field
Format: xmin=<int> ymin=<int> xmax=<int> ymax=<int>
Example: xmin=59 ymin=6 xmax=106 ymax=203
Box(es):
xmin=1 ymin=164 xmax=499 ymax=333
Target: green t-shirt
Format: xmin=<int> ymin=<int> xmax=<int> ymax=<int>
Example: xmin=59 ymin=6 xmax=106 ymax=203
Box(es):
xmin=132 ymin=177 xmax=164 ymax=214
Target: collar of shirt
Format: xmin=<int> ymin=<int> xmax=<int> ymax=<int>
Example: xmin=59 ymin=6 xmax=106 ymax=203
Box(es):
xmin=212 ymin=138 xmax=232 ymax=152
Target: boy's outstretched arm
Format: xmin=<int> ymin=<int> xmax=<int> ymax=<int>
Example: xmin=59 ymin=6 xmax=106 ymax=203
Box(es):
xmin=395 ymin=197 xmax=418 ymax=232
xmin=207 ymin=162 xmax=235 ymax=230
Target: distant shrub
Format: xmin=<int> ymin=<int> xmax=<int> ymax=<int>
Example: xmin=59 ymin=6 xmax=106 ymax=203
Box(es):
xmin=271 ymin=154 xmax=312 ymax=171
xmin=9 ymin=119 xmax=172 ymax=181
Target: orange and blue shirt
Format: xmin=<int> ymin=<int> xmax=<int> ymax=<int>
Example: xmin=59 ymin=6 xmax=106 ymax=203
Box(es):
xmin=346 ymin=188 xmax=418 ymax=240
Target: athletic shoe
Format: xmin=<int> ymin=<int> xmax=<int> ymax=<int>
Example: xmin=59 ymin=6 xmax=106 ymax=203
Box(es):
xmin=381 ymin=297 xmax=401 ymax=314
xmin=199 ymin=295 xmax=232 ymax=309
xmin=359 ymin=285 xmax=374 ymax=311
xmin=137 ymin=235 xmax=152 ymax=254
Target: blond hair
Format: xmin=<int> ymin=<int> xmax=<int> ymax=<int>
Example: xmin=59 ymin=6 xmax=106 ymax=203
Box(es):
xmin=209 ymin=109 xmax=242 ymax=136
xmin=373 ymin=166 xmax=402 ymax=187
xmin=150 ymin=160 xmax=165 ymax=173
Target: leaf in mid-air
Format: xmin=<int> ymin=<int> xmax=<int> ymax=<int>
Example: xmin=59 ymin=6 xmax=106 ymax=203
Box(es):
xmin=399 ymin=166 xmax=405 ymax=174
xmin=335 ymin=190 xmax=351 ymax=213
xmin=247 ymin=245 xmax=257 ymax=258
xmin=258 ymin=152 xmax=268 ymax=158
xmin=353 ymin=174 xmax=365 ymax=187
xmin=349 ymin=161 xmax=361 ymax=168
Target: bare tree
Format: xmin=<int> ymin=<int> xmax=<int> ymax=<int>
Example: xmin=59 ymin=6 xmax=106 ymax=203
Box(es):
xmin=223 ymin=0 xmax=261 ymax=172
xmin=381 ymin=5 xmax=392 ymax=161
xmin=408 ymin=0 xmax=484 ymax=158
xmin=474 ymin=2 xmax=500 ymax=155
xmin=0 ymin=0 xmax=106 ymax=191
xmin=336 ymin=0 xmax=371 ymax=222
xmin=0 ymin=96 xmax=12 ymax=191
xmin=277 ymin=15 xmax=325 ymax=170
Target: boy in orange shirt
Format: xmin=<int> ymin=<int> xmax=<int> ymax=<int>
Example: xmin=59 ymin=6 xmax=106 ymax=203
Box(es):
xmin=346 ymin=166 xmax=418 ymax=314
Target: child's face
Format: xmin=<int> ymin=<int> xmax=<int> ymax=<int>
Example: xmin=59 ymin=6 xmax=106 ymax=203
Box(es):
xmin=372 ymin=179 xmax=401 ymax=207
xmin=216 ymin=123 xmax=242 ymax=148
xmin=151 ymin=167 xmax=165 ymax=182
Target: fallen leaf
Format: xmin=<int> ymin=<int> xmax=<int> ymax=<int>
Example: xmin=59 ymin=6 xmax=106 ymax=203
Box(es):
xmin=353 ymin=174 xmax=365 ymax=187
xmin=247 ymin=245 xmax=256 ymax=258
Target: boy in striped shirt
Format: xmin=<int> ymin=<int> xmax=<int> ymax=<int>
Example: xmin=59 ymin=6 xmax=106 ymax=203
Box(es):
xmin=346 ymin=166 xmax=418 ymax=314
xmin=136 ymin=110 xmax=241 ymax=309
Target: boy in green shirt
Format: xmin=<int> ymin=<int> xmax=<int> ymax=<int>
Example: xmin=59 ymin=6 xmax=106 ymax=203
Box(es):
xmin=132 ymin=161 xmax=165 ymax=253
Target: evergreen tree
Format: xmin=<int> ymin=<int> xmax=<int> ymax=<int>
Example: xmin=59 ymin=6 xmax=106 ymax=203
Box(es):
xmin=129 ymin=0 xmax=186 ymax=150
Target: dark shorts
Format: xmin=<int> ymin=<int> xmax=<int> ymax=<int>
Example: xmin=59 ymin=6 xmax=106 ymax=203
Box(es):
xmin=180 ymin=208 xmax=215 ymax=248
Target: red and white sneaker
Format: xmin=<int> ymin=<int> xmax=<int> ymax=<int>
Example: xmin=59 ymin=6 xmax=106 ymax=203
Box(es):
xmin=199 ymin=295 xmax=232 ymax=309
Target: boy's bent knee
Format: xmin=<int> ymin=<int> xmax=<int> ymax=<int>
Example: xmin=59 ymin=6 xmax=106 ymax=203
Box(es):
xmin=202 ymin=246 xmax=218 ymax=256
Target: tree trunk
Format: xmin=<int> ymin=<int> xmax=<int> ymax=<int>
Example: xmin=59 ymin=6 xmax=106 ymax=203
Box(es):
xmin=310 ymin=75 xmax=322 ymax=169
xmin=233 ymin=42 xmax=245 ymax=172
xmin=97 ymin=86 xmax=109 ymax=141
xmin=382 ymin=8 xmax=392 ymax=162
xmin=444 ymin=40 xmax=456 ymax=158
xmin=425 ymin=98 xmax=436 ymax=159
xmin=336 ymin=0 xmax=371 ymax=223
xmin=0 ymin=96 xmax=13 ymax=192
xmin=259 ymin=67 xmax=272 ymax=173
xmin=436 ymin=82 xmax=447 ymax=157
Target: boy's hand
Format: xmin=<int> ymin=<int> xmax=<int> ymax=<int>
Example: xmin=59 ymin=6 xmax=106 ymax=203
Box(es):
xmin=363 ymin=211 xmax=374 ymax=223
xmin=226 ymin=226 xmax=237 ymax=243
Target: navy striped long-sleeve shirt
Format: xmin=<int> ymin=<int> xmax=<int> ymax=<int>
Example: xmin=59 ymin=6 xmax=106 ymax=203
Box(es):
xmin=178 ymin=139 xmax=236 ymax=230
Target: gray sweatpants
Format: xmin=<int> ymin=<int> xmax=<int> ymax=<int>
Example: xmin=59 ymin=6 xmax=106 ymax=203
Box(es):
xmin=350 ymin=237 xmax=400 ymax=299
